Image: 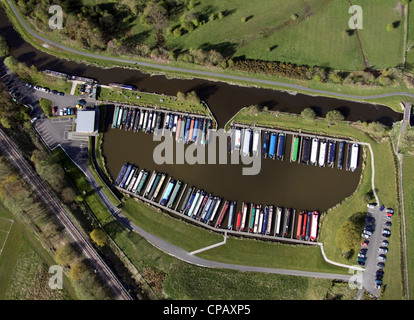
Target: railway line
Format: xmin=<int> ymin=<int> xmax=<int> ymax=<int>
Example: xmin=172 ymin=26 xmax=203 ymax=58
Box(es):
xmin=0 ymin=128 xmax=133 ymax=300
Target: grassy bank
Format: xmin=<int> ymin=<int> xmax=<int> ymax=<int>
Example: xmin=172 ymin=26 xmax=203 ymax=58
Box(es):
xmin=0 ymin=201 xmax=75 ymax=300
xmin=96 ymin=86 xmax=209 ymax=116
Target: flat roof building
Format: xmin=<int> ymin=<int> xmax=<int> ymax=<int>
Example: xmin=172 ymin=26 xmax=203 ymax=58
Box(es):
xmin=75 ymin=110 xmax=96 ymax=134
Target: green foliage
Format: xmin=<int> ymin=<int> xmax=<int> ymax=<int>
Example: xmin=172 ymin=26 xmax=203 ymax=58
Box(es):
xmin=90 ymin=229 xmax=107 ymax=247
xmin=231 ymin=59 xmax=310 ymax=81
xmin=301 ymin=107 xmax=316 ymax=120
xmin=55 ymin=244 xmax=79 ymax=266
xmin=335 ymin=213 xmax=365 ymax=256
xmin=325 ymin=110 xmax=345 ymax=123
xmin=0 ymin=36 xmax=10 ymax=58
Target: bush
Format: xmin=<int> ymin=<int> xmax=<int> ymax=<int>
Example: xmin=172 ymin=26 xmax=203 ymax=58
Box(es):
xmin=90 ymin=229 xmax=107 ymax=247
xmin=301 ymin=107 xmax=316 ymax=120
xmin=326 ymin=110 xmax=345 ymax=122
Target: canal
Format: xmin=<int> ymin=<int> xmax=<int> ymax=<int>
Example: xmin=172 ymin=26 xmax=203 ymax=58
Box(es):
xmin=101 ymin=107 xmax=363 ymax=213
xmin=0 ymin=7 xmax=395 ymax=214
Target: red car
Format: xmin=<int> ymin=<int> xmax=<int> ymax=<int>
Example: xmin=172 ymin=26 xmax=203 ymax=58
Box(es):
xmin=386 ymin=208 xmax=394 ymax=218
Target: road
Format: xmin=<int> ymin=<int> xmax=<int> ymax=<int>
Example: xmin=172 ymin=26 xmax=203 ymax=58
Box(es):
xmin=0 ymin=128 xmax=133 ymax=300
xmin=6 ymin=0 xmax=414 ymax=102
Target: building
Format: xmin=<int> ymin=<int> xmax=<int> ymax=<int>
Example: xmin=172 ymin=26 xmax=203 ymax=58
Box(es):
xmin=75 ymin=110 xmax=96 ymax=134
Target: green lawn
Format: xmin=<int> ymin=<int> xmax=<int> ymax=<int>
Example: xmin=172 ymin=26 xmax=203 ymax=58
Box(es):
xmin=0 ymin=202 xmax=74 ymax=300
xmin=162 ymin=0 xmax=404 ymax=71
xmin=402 ymin=155 xmax=414 ymax=299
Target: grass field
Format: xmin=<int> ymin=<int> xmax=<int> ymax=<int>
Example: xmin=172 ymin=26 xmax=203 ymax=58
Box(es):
xmin=161 ymin=0 xmax=405 ymax=71
xmin=0 ymin=201 xmax=74 ymax=300
xmin=402 ymin=155 xmax=414 ymax=299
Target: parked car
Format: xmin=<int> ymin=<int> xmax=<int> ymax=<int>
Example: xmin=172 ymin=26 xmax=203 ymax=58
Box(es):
xmin=380 ymin=205 xmax=385 ymax=211
xmin=379 ymin=247 xmax=388 ymax=254
xmin=378 ymin=254 xmax=386 ymax=261
xmin=52 ymin=106 xmax=58 ymax=115
xmin=377 ymin=262 xmax=385 ymax=268
xmin=58 ymin=92 xmax=64 ymax=96
xmin=361 ymin=240 xmax=369 ymax=246
xmin=367 ymin=203 xmax=376 ymax=209
xmin=385 ymin=221 xmax=392 ymax=227
xmin=381 ymin=240 xmax=389 ymax=247
xmin=51 ymin=90 xmax=58 ymax=95
xmin=30 ymin=117 xmax=37 ymax=124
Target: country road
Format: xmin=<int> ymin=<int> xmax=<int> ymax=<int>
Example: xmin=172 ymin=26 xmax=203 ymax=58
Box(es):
xmin=6 ymin=0 xmax=414 ymax=102
xmin=0 ymin=128 xmax=133 ymax=300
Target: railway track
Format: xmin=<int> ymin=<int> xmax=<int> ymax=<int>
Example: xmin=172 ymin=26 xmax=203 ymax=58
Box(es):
xmin=0 ymin=128 xmax=133 ymax=300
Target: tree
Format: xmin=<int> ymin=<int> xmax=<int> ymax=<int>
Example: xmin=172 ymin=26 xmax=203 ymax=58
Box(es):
xmin=335 ymin=221 xmax=361 ymax=256
xmin=335 ymin=213 xmax=365 ymax=257
xmin=140 ymin=1 xmax=168 ymax=31
xmin=90 ymin=229 xmax=107 ymax=247
xmin=69 ymin=261 xmax=88 ymax=281
xmin=55 ymin=244 xmax=78 ymax=266
xmin=301 ymin=107 xmax=316 ymax=120
xmin=386 ymin=23 xmax=395 ymax=32
xmin=326 ymin=110 xmax=345 ymax=122
xmin=0 ymin=36 xmax=10 ymax=58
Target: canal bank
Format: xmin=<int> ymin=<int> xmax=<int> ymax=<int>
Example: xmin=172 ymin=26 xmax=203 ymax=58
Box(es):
xmin=0 ymin=6 xmax=404 ymax=130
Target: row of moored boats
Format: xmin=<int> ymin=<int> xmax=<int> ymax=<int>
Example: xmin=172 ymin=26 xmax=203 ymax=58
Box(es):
xmin=114 ymin=162 xmax=319 ymax=241
xmin=112 ymin=105 xmax=213 ymax=145
xmin=230 ymin=126 xmax=359 ymax=171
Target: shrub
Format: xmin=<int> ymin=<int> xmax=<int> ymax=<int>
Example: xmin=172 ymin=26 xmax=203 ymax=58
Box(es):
xmin=326 ymin=110 xmax=345 ymax=122
xmin=301 ymin=108 xmax=316 ymax=120
xmin=90 ymin=229 xmax=107 ymax=247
